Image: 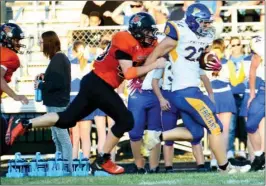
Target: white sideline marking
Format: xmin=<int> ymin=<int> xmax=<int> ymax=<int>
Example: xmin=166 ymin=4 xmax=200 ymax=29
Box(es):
xmin=226 ymin=179 xmax=264 ymax=185
xmin=140 ymin=180 xmax=178 ymax=185
xmin=139 ymin=179 xmax=264 ymax=185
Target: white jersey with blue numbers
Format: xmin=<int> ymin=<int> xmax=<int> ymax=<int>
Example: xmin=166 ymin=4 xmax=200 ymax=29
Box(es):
xmin=250 ymin=34 xmax=265 ymax=81
xmin=164 ymin=20 xmax=215 ymax=91
xmin=153 ymin=61 xmax=173 ymax=91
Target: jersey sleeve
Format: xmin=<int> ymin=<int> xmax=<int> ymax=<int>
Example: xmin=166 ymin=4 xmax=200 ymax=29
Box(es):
xmin=164 ymin=21 xmax=179 ymax=41
xmin=153 ymin=68 xmax=164 ymax=79
xmin=0 ymin=47 xmax=20 ymax=71
xmin=112 ymin=32 xmax=134 ymax=57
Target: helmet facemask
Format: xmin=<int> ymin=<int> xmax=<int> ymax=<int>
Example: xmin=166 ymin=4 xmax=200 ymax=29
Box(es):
xmin=195 ymin=18 xmax=214 ymax=37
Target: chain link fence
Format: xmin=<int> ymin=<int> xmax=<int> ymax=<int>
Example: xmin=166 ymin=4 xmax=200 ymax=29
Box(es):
xmin=67 ymin=26 xmax=127 ymax=48
xmin=67 ymin=24 xmax=263 ymax=51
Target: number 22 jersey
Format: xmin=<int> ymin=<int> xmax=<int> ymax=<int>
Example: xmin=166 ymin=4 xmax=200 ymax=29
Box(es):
xmin=164 ymin=20 xmax=215 ymax=91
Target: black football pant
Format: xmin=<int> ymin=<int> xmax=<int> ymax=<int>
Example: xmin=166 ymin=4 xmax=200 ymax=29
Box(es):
xmin=55 ymin=71 xmax=134 ymax=138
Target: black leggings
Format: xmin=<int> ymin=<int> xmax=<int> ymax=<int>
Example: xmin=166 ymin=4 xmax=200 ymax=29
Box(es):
xmin=55 ymin=71 xmax=134 ymax=138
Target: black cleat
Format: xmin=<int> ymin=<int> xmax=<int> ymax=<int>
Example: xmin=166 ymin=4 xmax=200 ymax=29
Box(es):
xmin=137 ymin=168 xmax=147 ymax=174
xmin=250 ymin=153 xmax=265 ymax=172
xmin=165 ymin=166 xmax=174 ymax=173
xmin=149 ymin=166 xmax=160 ymax=174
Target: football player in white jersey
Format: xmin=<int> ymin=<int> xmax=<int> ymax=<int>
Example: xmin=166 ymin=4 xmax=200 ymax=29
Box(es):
xmin=143 ymin=3 xmax=251 ymax=173
xmin=152 ymin=60 xmax=207 ymax=172
xmin=246 ymin=35 xmax=265 ymax=171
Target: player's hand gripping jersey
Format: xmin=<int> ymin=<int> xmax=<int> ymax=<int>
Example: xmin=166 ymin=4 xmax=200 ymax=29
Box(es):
xmin=0 ymin=46 xmax=20 ymax=96
xmin=164 ymin=20 xmax=215 ymax=91
xmin=93 ymin=31 xmax=156 ymax=89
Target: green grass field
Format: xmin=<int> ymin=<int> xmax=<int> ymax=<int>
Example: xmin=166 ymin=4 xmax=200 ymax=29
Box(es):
xmin=1 ymin=172 xmax=265 ymax=185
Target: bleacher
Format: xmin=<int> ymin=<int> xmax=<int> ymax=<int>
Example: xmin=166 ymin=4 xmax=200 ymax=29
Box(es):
xmin=1 ymin=1 xmax=264 ymax=157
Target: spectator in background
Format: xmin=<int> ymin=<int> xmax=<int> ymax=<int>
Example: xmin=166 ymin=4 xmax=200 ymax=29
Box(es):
xmin=227 ymin=37 xmax=248 ymax=160
xmin=169 ymin=1 xmax=193 ymax=21
xmin=84 ymin=11 xmax=104 ymax=62
xmin=143 ymin=1 xmax=169 ymax=24
xmin=207 ymin=39 xmax=237 ymax=170
xmin=68 ymin=41 xmax=92 ymax=159
xmin=73 ymin=11 xmax=103 ymax=55
xmin=103 ymin=1 xmax=145 ymax=25
xmin=79 ymin=1 xmax=122 ymax=27
xmin=35 ymin=31 xmax=72 ymax=171
xmin=68 ymin=41 xmax=107 ymax=159
xmin=88 ymin=11 xmax=102 ymax=27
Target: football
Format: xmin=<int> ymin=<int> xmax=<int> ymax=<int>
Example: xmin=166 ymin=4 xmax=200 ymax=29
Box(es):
xmin=199 ymin=51 xmax=222 ymax=71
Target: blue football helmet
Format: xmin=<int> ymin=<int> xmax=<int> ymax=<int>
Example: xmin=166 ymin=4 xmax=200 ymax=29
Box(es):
xmin=185 ymin=3 xmax=213 ymax=37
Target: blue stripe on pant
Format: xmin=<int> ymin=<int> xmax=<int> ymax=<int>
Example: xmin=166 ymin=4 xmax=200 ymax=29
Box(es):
xmin=128 ymin=90 xmax=162 ymax=141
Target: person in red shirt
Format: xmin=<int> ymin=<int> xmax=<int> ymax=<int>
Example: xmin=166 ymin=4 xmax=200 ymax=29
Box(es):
xmin=6 ymin=12 xmax=166 ymax=175
xmin=0 ymin=23 xmax=29 ymax=155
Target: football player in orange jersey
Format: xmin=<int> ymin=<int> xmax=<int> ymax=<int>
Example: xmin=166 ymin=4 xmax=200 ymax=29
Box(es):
xmin=1 ymin=23 xmax=29 ymax=155
xmin=6 ymin=12 xmax=166 ymax=175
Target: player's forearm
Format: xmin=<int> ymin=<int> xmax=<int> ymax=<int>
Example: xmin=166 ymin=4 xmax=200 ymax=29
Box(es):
xmin=152 ymin=78 xmax=164 ymax=100
xmin=124 ymin=63 xmax=157 ymax=80
xmin=0 ymin=78 xmax=17 ymax=99
xmin=137 ymin=62 xmax=157 ymax=76
xmin=145 ymin=48 xmax=161 ymax=66
xmin=145 ymin=37 xmax=177 ymax=66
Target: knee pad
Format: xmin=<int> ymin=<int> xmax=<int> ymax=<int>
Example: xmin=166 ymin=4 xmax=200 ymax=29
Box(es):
xmin=191 ymin=127 xmax=204 ymax=145
xmin=111 ymin=110 xmax=134 ymax=138
xmin=55 ymin=112 xmax=76 ymax=129
xmin=164 ymin=141 xmax=174 ymax=146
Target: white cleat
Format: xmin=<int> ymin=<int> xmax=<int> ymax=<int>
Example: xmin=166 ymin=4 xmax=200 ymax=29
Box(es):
xmin=220 ymin=163 xmax=251 ymax=174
